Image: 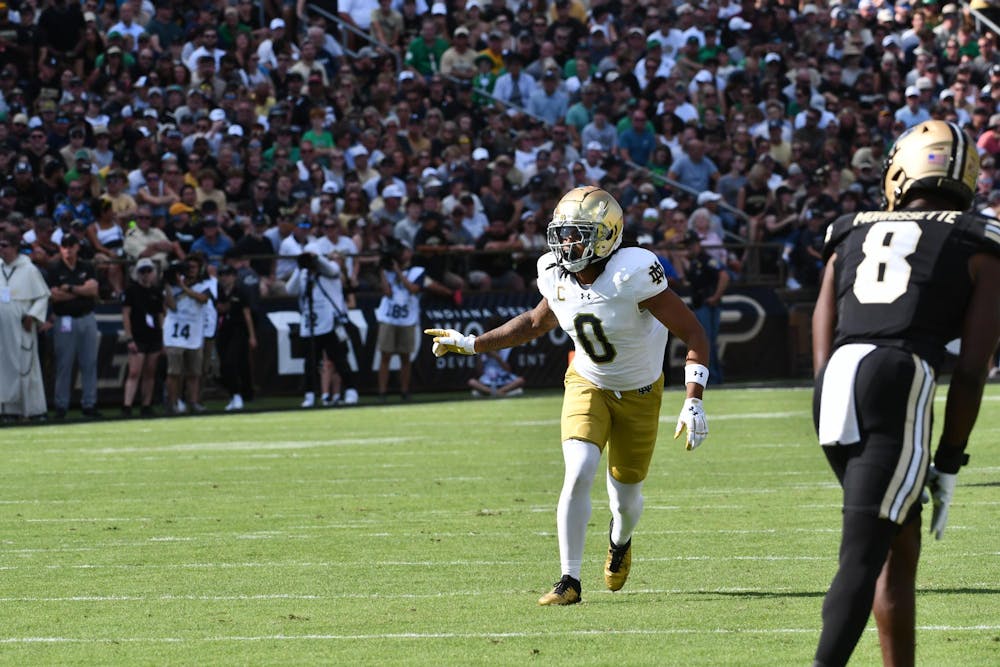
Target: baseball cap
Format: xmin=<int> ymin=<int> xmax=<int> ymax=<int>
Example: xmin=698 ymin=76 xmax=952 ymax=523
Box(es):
xmin=905 ymin=85 xmax=920 ymax=97
xmin=382 ymin=183 xmax=405 ymax=199
xmin=135 ymin=258 xmax=156 ymax=272
xmin=659 ymin=197 xmax=679 ymax=210
xmin=697 ymin=191 xmax=722 ymax=205
xmin=764 ymin=52 xmax=782 ymax=64
xmin=269 ymin=18 xmax=285 ymax=30
xmin=642 ymin=207 xmax=659 ymax=220
xmin=472 ymin=147 xmax=490 ymax=161
xmin=728 ymin=16 xmax=752 ymax=31
xmin=431 ymin=2 xmax=447 ymax=15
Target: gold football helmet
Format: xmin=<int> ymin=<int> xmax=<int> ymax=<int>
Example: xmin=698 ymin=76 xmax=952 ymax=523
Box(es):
xmin=546 ymin=186 xmax=624 ymax=272
xmin=882 ymin=120 xmax=979 ymax=211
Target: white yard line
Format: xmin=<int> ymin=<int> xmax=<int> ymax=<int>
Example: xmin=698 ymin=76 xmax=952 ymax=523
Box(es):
xmin=2 ymin=625 xmax=998 ymax=644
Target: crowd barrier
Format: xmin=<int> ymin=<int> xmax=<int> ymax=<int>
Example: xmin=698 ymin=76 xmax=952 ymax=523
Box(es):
xmin=64 ymin=286 xmax=795 ymax=404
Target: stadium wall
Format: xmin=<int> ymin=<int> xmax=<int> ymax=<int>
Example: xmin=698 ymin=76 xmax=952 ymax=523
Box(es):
xmin=67 ymin=287 xmax=795 ymax=403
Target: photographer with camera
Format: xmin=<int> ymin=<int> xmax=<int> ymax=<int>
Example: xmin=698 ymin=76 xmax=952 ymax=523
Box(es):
xmin=286 ymin=241 xmax=359 ymax=408
xmin=162 ymin=255 xmax=212 ymax=414
xmin=375 ymin=240 xmax=425 ymax=403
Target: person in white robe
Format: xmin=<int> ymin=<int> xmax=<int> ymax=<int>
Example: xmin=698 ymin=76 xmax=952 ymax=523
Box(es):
xmin=0 ymin=227 xmax=50 ymax=419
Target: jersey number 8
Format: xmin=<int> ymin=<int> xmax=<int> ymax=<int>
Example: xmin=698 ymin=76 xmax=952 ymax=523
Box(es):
xmin=853 ymin=221 xmax=922 ymax=305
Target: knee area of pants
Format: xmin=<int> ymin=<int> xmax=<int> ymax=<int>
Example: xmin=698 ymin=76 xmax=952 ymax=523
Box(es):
xmin=610 ymin=466 xmax=645 ymax=485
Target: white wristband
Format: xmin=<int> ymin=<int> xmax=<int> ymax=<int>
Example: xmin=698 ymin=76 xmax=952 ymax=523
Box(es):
xmin=684 ymin=363 xmax=709 ymax=387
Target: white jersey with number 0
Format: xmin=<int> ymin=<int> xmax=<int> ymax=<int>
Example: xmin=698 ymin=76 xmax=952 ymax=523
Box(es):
xmin=536 ymin=247 xmax=670 ymax=391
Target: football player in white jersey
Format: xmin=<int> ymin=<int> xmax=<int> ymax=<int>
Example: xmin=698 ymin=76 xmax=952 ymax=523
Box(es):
xmin=426 ymin=186 xmax=711 ymax=605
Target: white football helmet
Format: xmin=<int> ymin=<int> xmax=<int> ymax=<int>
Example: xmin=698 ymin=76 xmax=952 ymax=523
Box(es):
xmin=546 ymin=186 xmax=624 ymax=273
xmin=882 ymin=120 xmax=979 ymax=211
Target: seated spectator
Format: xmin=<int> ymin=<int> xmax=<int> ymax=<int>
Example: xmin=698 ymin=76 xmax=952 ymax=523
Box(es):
xmin=124 ymin=206 xmax=185 ymax=272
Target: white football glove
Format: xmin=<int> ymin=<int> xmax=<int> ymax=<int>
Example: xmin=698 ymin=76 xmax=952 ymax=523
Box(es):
xmin=424 ymin=328 xmax=477 ymax=357
xmin=674 ymin=397 xmax=709 ymax=451
xmin=926 ymin=465 xmax=958 ymax=541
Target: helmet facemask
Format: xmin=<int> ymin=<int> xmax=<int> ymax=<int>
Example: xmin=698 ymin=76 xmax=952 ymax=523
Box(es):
xmin=547 ymin=220 xmax=611 ymax=273
xmin=546 ymin=186 xmax=624 ymax=273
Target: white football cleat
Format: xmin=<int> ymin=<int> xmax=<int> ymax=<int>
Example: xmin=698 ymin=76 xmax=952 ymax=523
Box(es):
xmin=225 ymin=394 xmax=244 ymax=411
xmin=301 ymin=392 xmax=316 ymax=408
xmin=342 ymin=388 xmax=359 ymax=405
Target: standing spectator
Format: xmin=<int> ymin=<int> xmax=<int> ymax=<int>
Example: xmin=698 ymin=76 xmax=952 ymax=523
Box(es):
xmin=617 ymin=108 xmax=656 ymax=167
xmin=120 ymin=258 xmax=164 ymax=418
xmin=375 ymin=242 xmax=425 ymax=403
xmin=37 ymin=0 xmax=85 ymax=66
xmin=894 ymin=85 xmax=931 ymax=130
xmin=0 ymin=227 xmax=50 ymax=422
xmin=46 ymin=234 xmax=101 ymax=419
xmin=667 ymin=138 xmax=720 ymax=194
xmin=162 ymin=257 xmax=212 ymax=414
xmin=405 ymin=18 xmax=449 ymax=78
xmin=811 ymin=120 xmax=999 ymax=667
xmin=683 ymin=230 xmax=729 ymax=385
xmin=215 ymin=264 xmax=257 ymax=412
xmin=124 ymin=206 xmax=185 ymax=271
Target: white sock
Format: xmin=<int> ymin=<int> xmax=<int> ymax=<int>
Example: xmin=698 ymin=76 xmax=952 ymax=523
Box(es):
xmin=606 ymin=471 xmax=644 ymax=546
xmin=556 ymin=438 xmax=602 ymax=580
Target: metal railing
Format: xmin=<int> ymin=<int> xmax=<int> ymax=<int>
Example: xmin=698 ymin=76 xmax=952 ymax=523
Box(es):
xmin=969 ymin=2 xmax=1000 ymax=38
xmin=305 ymin=2 xmax=402 ymax=71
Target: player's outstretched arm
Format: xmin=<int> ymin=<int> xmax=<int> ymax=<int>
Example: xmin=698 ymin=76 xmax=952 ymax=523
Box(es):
xmin=640 ymin=288 xmax=711 ymax=450
xmin=930 ymin=252 xmax=1000 ymax=539
xmin=425 ymin=298 xmax=558 ymax=357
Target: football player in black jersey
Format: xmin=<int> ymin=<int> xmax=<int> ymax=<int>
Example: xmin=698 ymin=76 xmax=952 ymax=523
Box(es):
xmin=811 ymin=120 xmax=1000 ymax=666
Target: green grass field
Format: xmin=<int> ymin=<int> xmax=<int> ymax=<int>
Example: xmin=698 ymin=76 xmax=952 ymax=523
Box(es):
xmin=1 ymin=386 xmax=997 ymax=666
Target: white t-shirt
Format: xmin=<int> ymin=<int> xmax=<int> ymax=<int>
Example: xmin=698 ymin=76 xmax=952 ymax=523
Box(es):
xmin=536 ymin=247 xmax=670 ymax=391
xmin=375 ymin=265 xmax=425 ymax=327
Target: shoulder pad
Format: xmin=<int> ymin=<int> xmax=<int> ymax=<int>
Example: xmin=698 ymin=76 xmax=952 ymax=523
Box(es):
xmin=822 ymin=214 xmax=856 ymax=262
xmin=960 ymin=213 xmax=1000 ymax=258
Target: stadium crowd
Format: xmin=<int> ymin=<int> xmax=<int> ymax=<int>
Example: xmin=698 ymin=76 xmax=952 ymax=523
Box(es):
xmin=2 ymin=0 xmax=1000 ymax=420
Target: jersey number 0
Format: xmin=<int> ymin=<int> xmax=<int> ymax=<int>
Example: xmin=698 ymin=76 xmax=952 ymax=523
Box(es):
xmin=574 ymin=313 xmax=616 ymax=363
xmin=852 ymin=221 xmax=922 ymax=305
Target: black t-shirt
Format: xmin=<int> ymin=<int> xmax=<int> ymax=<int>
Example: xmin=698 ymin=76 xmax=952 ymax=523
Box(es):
xmin=122 ymin=283 xmax=164 ymax=345
xmin=46 ymin=258 xmax=97 ymax=317
xmin=217 ymin=284 xmax=250 ymax=338
xmin=686 ymin=250 xmax=723 ymax=310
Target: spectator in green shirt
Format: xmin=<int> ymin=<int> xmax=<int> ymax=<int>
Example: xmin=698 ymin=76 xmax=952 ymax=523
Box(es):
xmin=405 ymin=17 xmax=449 ymax=77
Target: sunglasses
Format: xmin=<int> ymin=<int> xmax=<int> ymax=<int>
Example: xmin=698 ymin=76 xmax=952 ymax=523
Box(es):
xmin=138 ymin=266 xmax=154 ymax=273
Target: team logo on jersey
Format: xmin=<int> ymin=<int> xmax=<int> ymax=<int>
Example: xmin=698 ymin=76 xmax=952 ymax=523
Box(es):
xmin=648 ymin=262 xmax=665 ymax=285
